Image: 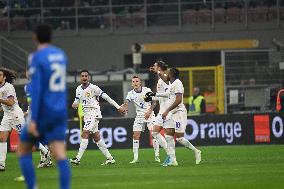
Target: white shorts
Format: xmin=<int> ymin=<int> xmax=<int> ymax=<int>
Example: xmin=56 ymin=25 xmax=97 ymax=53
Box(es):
xmin=172 ymin=110 xmax=187 ymax=133
xmin=133 ymin=117 xmax=154 ymax=132
xmin=0 ymin=116 xmax=25 ymax=133
xmin=153 ymin=113 xmax=174 ymax=129
xmin=83 ymin=115 xmax=100 ymax=133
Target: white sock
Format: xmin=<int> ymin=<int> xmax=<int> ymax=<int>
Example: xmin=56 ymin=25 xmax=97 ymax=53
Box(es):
xmin=0 ymin=142 xmax=7 ymax=165
xmin=152 ymin=131 xmax=168 ymax=154
xmin=152 ymin=138 xmax=159 ymax=157
xmin=176 ymin=137 xmax=198 ymax=153
xmin=165 ymin=135 xmax=176 ymax=162
xmin=96 ymin=139 xmax=112 ymax=159
xmin=76 ymin=139 xmax=88 ymax=161
xmin=38 ymin=143 xmax=48 ymax=154
xmin=133 ymin=139 xmax=139 ymax=160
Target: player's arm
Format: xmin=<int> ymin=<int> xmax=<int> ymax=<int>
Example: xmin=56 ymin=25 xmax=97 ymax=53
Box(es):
xmin=0 ymin=96 xmax=16 ymax=106
xmin=145 ymin=100 xmax=157 ymax=120
xmin=29 ymin=60 xmax=42 ymax=137
xmin=72 ymin=88 xmax=80 ymax=109
xmin=101 ymin=93 xmax=125 ymax=113
xmin=162 ymin=93 xmax=182 ymax=119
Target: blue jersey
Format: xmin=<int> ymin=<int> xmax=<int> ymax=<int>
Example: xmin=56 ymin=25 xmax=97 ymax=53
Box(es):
xmin=29 ymin=45 xmax=67 ymax=128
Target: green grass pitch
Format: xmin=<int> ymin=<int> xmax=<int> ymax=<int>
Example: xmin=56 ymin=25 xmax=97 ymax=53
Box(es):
xmin=1 ymin=145 xmax=284 ymax=189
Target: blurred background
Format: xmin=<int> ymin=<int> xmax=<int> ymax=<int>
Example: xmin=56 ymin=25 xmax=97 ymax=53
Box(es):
xmin=0 ymin=0 xmax=284 ymax=119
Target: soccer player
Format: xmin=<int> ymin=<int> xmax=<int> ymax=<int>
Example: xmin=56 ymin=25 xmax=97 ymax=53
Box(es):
xmin=148 ymin=68 xmax=202 ymax=166
xmin=70 ymin=70 xmax=125 ymax=165
xmin=0 ymin=68 xmax=25 ymax=171
xmin=18 ymin=24 xmax=71 ymax=189
xmin=122 ymin=76 xmax=160 ymax=163
xmin=147 ymin=60 xmax=172 ymax=162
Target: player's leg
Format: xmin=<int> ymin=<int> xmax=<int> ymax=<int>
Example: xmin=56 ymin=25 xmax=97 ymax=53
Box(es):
xmin=49 ymin=141 xmax=71 ymax=189
xmin=130 ymin=130 xmax=141 ymax=163
xmin=18 ymin=125 xmax=37 ymax=189
xmin=92 ymin=130 xmax=115 ymax=165
xmin=176 ymin=132 xmax=201 ymax=164
xmin=37 ymin=142 xmax=53 ymax=168
xmin=70 ymin=130 xmax=89 ymax=165
xmin=0 ymin=131 xmax=9 ymax=171
xmin=70 ymin=116 xmax=93 ymax=165
xmin=151 ymin=114 xmax=168 ymax=153
xmin=164 ymin=127 xmax=177 ymax=166
xmin=147 ymin=122 xmax=160 ymax=162
xmin=174 ymin=110 xmax=201 ymax=164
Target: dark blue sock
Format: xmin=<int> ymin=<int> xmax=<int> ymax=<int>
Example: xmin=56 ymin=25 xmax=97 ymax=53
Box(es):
xmin=19 ymin=154 xmax=36 ymax=189
xmin=57 ymin=159 xmax=71 ymax=189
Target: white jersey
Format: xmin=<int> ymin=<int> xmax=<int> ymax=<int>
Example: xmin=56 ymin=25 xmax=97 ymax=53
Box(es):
xmin=126 ymin=87 xmax=154 ymax=119
xmin=73 ymin=83 xmax=103 ymax=118
xmin=156 ymin=78 xmax=170 ymax=113
xmin=0 ymin=82 xmax=24 ymax=118
xmin=167 ymin=79 xmax=186 ymax=113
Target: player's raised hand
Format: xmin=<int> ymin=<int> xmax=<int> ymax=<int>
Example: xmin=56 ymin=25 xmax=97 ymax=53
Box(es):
xmin=28 ymin=121 xmax=40 ymax=137
xmin=72 ymin=102 xmax=79 ymax=109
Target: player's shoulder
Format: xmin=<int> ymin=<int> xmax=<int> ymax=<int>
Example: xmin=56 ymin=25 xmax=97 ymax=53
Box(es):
xmin=3 ymin=82 xmax=15 ymax=91
xmin=142 ymin=87 xmax=151 ymax=92
xmin=173 ymin=79 xmax=183 ymax=86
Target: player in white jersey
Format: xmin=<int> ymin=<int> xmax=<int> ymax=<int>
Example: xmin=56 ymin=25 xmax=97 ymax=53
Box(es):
xmin=122 ymin=76 xmax=160 ymax=163
xmin=0 ymin=68 xmax=25 ymax=171
xmin=70 ymin=70 xmax=125 ymax=166
xmin=154 ymin=68 xmax=201 ymax=166
xmin=147 ymin=60 xmax=173 ymax=163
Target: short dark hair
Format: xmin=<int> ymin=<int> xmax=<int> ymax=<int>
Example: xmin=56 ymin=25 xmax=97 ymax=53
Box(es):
xmin=33 ymin=24 xmax=52 ymax=43
xmin=132 ymin=75 xmax=140 ymax=79
xmin=80 ymin=70 xmax=89 ymax=75
xmin=169 ymin=67 xmax=179 ymax=79
xmin=0 ymin=68 xmax=17 ymax=84
xmin=155 ymin=60 xmax=168 ymax=71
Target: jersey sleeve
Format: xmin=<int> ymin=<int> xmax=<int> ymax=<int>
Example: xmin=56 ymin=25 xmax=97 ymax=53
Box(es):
xmin=29 ymin=55 xmax=43 ymax=122
xmin=93 ymin=85 xmax=103 ymax=97
xmin=74 ymin=87 xmax=81 ymax=104
xmin=125 ymin=91 xmax=132 ymax=102
xmin=173 ymin=80 xmax=184 ymax=94
xmin=6 ymin=84 xmax=16 ymax=99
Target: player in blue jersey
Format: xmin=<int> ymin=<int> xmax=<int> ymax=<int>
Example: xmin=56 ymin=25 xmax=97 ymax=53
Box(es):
xmin=18 ymin=24 xmax=71 ymax=189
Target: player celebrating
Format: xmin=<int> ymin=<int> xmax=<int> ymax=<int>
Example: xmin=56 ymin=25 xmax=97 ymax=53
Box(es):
xmin=122 ymin=76 xmax=160 ymax=163
xmin=147 ymin=68 xmax=202 ymax=166
xmin=70 ymin=70 xmax=125 ymax=166
xmin=0 ymin=68 xmax=25 ymax=171
xmin=18 ymin=24 xmax=71 ymax=189
xmin=148 ymin=60 xmax=172 ymax=163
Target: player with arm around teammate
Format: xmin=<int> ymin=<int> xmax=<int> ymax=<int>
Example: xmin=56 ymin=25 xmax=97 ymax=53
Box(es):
xmin=148 ymin=68 xmax=202 ymax=166
xmin=70 ymin=70 xmax=125 ymax=166
xmin=122 ymin=76 xmax=160 ymax=163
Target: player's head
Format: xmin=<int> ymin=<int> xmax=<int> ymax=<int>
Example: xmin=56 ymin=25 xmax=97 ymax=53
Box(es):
xmin=131 ymin=76 xmax=142 ymax=90
xmin=80 ymin=70 xmax=90 ymax=84
xmin=0 ymin=68 xmax=17 ymax=84
xmin=33 ymin=24 xmax=52 ymax=44
xmin=152 ymin=60 xmax=168 ymax=73
xmin=168 ymin=67 xmax=179 ymax=81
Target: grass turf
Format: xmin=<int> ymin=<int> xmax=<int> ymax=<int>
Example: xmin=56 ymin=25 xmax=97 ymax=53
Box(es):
xmin=1 ymin=145 xmax=284 ymax=189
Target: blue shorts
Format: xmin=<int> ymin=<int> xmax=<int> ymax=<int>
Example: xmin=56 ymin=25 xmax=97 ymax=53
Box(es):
xmin=20 ymin=120 xmax=67 ymax=145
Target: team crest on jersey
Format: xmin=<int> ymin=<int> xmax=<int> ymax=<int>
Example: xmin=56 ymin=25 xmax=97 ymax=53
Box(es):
xmin=85 ymin=92 xmax=91 ymax=97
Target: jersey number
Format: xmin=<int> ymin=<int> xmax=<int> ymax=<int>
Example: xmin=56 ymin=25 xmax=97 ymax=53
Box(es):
xmin=49 ymin=63 xmax=66 ymax=92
